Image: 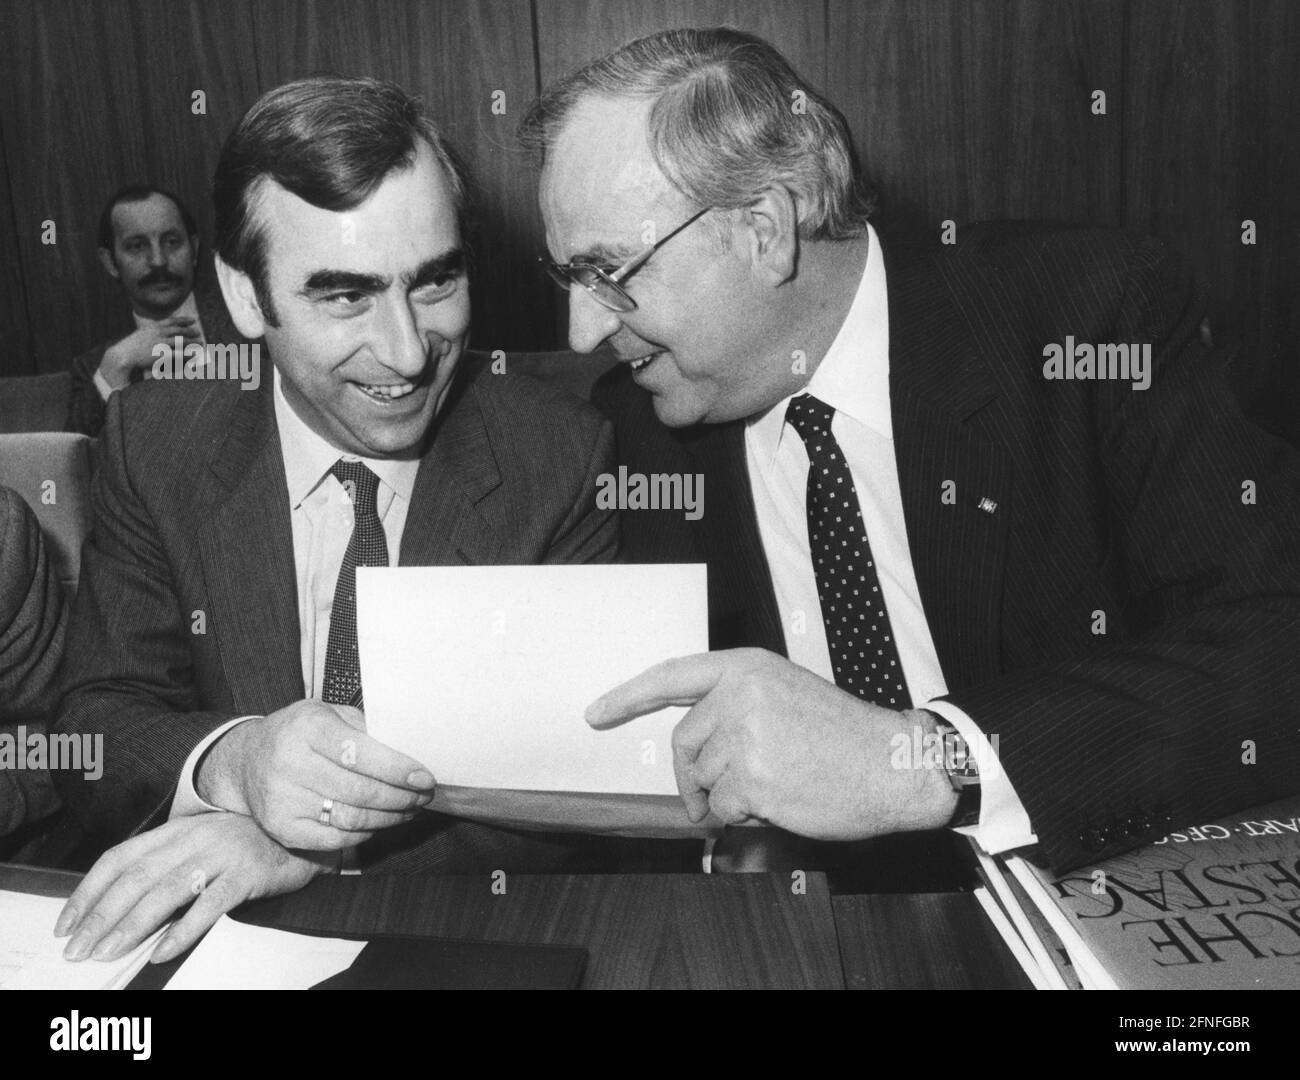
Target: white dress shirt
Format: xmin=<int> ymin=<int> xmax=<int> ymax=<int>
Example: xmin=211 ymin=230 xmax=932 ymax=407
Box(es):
xmin=93 ymin=292 xmax=205 ymax=400
xmin=171 ymin=368 xmax=419 ymax=816
xmin=744 ymin=223 xmax=1036 ymax=856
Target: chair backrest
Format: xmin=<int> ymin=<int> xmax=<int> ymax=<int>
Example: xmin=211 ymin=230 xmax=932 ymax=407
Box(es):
xmin=0 ymin=433 xmax=95 ymax=595
xmin=0 ymin=372 xmax=72 ymax=433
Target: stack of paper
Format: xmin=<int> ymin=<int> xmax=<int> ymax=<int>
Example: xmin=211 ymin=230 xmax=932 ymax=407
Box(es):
xmin=0 ymin=890 xmax=166 ymax=991
xmin=165 ymin=918 xmax=365 ymax=990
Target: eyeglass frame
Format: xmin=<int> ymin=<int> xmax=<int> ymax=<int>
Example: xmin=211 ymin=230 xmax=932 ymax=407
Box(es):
xmin=540 ymin=204 xmax=715 ymax=313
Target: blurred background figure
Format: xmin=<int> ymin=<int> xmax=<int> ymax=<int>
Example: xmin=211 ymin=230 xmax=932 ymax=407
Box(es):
xmin=65 ymin=184 xmax=242 ymax=436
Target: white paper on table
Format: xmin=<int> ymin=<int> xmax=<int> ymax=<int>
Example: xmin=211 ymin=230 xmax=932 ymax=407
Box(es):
xmin=0 ymin=891 xmax=167 ymax=991
xmin=357 ymin=564 xmax=708 ymax=796
xmin=165 ymin=916 xmax=365 ymax=990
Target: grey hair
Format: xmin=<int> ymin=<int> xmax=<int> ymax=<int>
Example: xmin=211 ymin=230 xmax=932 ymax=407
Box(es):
xmin=520 ymin=27 xmax=875 ymax=241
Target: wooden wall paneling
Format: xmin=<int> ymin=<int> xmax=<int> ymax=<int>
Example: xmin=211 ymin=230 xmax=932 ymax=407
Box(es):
xmin=1122 ymin=0 xmax=1300 ymax=443
xmin=532 ymin=0 xmax=828 ymax=347
xmin=533 ymin=0 xmax=826 ymax=85
xmin=828 ymin=0 xmax=1125 ymax=232
xmin=247 ymin=0 xmax=549 ymax=353
xmin=0 ymin=0 xmax=152 ymax=371
xmin=128 ymin=0 xmax=262 ymax=262
xmin=0 ymin=94 xmax=36 ymax=377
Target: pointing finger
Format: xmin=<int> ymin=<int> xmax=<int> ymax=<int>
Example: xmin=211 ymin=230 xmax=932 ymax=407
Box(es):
xmin=586 ymin=652 xmax=731 ymax=729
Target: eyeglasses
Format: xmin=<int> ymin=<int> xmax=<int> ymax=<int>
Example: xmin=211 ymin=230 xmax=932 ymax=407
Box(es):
xmin=541 ymin=205 xmax=713 ymax=313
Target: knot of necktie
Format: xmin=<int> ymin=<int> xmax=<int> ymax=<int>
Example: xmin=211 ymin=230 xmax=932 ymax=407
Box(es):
xmin=785 ymin=393 xmax=837 ymax=444
xmin=330 ymin=459 xmax=380 ymax=519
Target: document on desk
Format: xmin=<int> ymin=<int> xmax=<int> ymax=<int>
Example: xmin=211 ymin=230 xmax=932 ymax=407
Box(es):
xmin=166 ymin=917 xmax=365 ymax=990
xmin=357 ymin=564 xmax=716 ymax=837
xmin=0 ymin=890 xmax=166 ymax=991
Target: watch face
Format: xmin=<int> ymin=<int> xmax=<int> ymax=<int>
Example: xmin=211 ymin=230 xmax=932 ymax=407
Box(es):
xmin=937 ymin=724 xmax=980 ymax=780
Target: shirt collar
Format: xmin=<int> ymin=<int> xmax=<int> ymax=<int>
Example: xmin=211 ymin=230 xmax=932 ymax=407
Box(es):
xmin=747 ymin=221 xmax=891 ymax=472
xmin=272 ymin=367 xmax=419 ymax=509
xmin=131 ymin=291 xmax=200 ymax=331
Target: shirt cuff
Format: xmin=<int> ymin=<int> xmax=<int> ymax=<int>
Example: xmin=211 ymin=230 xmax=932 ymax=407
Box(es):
xmin=923 ymin=699 xmax=1038 ymax=855
xmin=92 ymin=364 xmax=116 ymax=402
xmin=169 ymin=715 xmax=260 ymax=819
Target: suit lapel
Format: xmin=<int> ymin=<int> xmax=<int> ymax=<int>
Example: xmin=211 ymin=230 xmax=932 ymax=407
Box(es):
xmin=197 ymin=383 xmax=304 ymax=712
xmin=399 ymin=380 xmax=505 ymax=567
xmin=884 ymin=234 xmax=1013 ymax=691
xmin=194 ymin=373 xmax=505 ymax=714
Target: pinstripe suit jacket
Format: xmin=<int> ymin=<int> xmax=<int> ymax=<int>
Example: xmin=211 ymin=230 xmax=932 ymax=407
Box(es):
xmin=50 ymin=354 xmax=697 ymax=874
xmin=595 ymin=223 xmax=1300 ymax=873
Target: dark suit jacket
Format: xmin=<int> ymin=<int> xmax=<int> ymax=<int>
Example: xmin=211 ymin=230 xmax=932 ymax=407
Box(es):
xmin=64 ymin=276 xmax=243 ymax=438
xmin=50 ymin=355 xmax=696 ymax=874
xmin=0 ymin=486 xmax=65 ymax=842
xmin=595 ymin=222 xmax=1300 ymax=874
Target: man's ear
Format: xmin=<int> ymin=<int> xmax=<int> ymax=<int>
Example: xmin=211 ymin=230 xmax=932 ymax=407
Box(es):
xmin=215 ymin=253 xmax=267 ymax=339
xmin=740 ymin=185 xmax=799 ymax=286
xmin=97 ymin=246 xmax=120 ymax=280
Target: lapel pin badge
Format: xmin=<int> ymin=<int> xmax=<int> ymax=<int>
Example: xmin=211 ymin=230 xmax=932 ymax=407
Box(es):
xmin=978 ymin=496 xmax=998 ymax=514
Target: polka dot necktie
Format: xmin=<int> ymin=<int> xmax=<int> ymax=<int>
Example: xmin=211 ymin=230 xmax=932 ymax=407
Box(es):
xmin=321 ymin=460 xmax=388 ymax=709
xmin=785 ymin=394 xmax=911 ymax=709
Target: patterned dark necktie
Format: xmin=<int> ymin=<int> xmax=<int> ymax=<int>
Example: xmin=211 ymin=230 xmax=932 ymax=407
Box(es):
xmin=785 ymin=394 xmax=911 ymax=709
xmin=321 ymin=460 xmax=388 ymax=708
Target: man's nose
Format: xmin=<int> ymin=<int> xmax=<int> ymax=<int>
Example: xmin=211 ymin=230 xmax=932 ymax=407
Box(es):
xmin=567 ymin=287 xmax=622 ymax=354
xmin=374 ymin=297 xmax=429 ymax=378
xmin=147 ymin=240 xmax=167 ymax=266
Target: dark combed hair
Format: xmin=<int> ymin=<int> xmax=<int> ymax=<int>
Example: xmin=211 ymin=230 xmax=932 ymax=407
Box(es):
xmin=97 ymin=184 xmax=198 ymax=251
xmin=213 ymin=75 xmax=469 ymax=323
xmin=519 ymin=27 xmax=876 ymax=241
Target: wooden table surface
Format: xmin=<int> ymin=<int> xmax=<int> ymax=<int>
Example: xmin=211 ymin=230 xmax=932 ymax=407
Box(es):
xmin=0 ymin=863 xmax=1032 ymax=990
xmin=231 ymin=871 xmax=847 ymax=990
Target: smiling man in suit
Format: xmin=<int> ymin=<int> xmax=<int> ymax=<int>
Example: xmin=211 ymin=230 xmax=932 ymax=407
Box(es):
xmin=50 ymin=75 xmax=687 ymax=966
xmin=523 ymin=28 xmax=1300 ymax=878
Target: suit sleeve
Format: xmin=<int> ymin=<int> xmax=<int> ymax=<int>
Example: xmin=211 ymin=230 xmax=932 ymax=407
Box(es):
xmin=64 ymin=346 xmax=110 ymax=437
xmin=52 ymin=392 xmax=240 ymax=854
xmin=0 ymin=488 xmax=67 ymax=837
xmin=943 ymin=237 xmax=1300 ymax=873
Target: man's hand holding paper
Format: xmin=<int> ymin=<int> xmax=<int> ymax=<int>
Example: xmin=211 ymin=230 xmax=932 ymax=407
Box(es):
xmin=195 ymin=699 xmax=436 ymax=849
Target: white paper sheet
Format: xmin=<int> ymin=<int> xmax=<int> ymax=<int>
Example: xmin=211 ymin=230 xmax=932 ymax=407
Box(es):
xmin=165 ymin=916 xmax=365 ymax=990
xmin=0 ymin=891 xmax=166 ymax=991
xmin=357 ymin=564 xmax=708 ymax=796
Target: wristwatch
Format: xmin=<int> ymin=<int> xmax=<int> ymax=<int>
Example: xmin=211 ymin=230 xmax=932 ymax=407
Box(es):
xmin=933 ymin=718 xmax=981 ymax=828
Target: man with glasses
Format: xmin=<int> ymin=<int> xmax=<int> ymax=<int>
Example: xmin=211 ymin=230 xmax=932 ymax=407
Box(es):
xmin=522 ymin=27 xmax=1300 ymax=877
xmin=541 ymin=205 xmax=713 ymax=316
